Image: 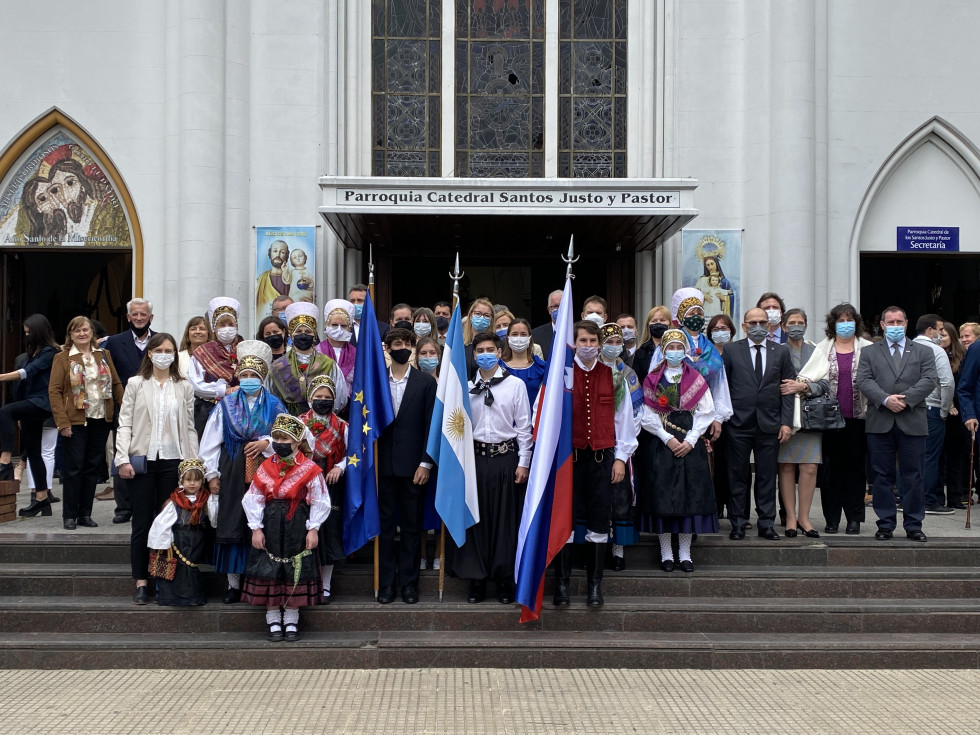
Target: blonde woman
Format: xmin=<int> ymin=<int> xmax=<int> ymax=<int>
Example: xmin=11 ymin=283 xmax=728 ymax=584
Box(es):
xmin=632 ymin=305 xmax=672 ymax=382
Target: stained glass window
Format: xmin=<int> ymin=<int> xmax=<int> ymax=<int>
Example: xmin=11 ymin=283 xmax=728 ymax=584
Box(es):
xmin=559 ymin=0 xmax=627 ymax=178
xmin=372 ymin=0 xmax=442 ymax=177
xmin=455 ymin=0 xmax=545 ymax=178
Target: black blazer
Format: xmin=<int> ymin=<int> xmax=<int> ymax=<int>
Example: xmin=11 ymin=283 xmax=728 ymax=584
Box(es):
xmin=722 ymin=338 xmax=795 ymax=433
xmin=377 ymin=368 xmax=437 ymax=478
xmin=15 ymin=346 xmax=58 ymax=411
xmin=531 ymin=322 xmax=555 ymax=361
xmin=103 ymin=329 xmax=155 ymax=385
xmin=631 ymin=341 xmax=657 ymax=382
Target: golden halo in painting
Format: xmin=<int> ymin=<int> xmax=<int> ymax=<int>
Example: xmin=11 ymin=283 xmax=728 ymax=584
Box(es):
xmin=447 ymin=408 xmax=467 ymax=441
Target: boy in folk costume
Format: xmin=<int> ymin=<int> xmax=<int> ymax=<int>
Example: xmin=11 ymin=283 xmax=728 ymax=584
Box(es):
xmin=147 ymin=458 xmax=218 ymax=606
xmin=298 ymin=375 xmax=348 ymax=604
xmin=189 ymin=297 xmax=243 ymax=436
xmin=242 ymin=413 xmax=330 ymax=642
xmin=199 ymin=340 xmax=286 ymax=604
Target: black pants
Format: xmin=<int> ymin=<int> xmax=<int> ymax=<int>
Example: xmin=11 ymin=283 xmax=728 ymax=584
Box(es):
xmin=378 ymin=474 xmax=424 ymax=590
xmin=110 ymin=421 xmax=131 ymax=513
xmin=60 ymin=419 xmax=112 ymax=520
xmin=725 ymin=426 xmax=779 ymax=530
xmin=573 ymin=447 xmax=614 ymax=538
xmin=129 ymin=458 xmax=180 ymax=580
xmin=868 ymin=427 xmax=925 ymax=533
xmin=944 ymin=414 xmax=971 ymax=505
xmin=0 ymin=401 xmax=51 ymax=492
xmin=821 ymin=418 xmax=867 ymax=525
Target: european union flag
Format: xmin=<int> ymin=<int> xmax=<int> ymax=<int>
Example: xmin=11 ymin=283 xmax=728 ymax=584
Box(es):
xmin=343 ymin=291 xmax=394 ymax=555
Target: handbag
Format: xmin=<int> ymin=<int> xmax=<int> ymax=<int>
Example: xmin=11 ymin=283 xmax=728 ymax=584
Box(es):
xmin=799 ymin=394 xmax=845 ymax=432
xmin=148 ymin=546 xmax=177 ymax=581
xmin=110 ymin=455 xmax=148 ymax=477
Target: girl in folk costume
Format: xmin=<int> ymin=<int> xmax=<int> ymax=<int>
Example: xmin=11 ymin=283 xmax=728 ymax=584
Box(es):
xmin=242 ymin=413 xmax=330 ymax=642
xmin=298 ymin=375 xmax=348 ymax=604
xmin=147 ymin=458 xmax=218 ymax=606
xmin=199 ymin=340 xmax=287 ymax=604
xmin=269 ymin=302 xmax=348 ymax=416
xmin=189 ymin=297 xmax=244 ymax=437
xmin=640 ymin=330 xmax=719 ymax=573
xmin=316 ymin=299 xmax=357 ymax=410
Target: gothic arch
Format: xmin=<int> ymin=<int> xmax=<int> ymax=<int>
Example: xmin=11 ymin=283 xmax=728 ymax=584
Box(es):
xmin=0 ymin=108 xmax=144 ymax=295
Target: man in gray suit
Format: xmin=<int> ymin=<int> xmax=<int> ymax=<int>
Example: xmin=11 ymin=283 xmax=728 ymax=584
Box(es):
xmin=857 ymin=306 xmax=939 ymax=542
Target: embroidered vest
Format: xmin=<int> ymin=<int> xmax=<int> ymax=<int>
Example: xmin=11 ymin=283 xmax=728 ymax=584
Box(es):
xmin=572 ymin=362 xmax=616 ymax=451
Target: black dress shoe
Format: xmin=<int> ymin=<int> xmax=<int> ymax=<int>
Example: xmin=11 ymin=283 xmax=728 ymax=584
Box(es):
xmin=267 ymin=625 xmax=284 ymax=642
xmin=906 ymin=530 xmax=928 ymax=542
xmin=320 ymin=591 xmax=332 ymax=605
xmin=758 ymin=528 xmax=780 ymax=540
xmin=63 ymin=518 xmax=77 ymax=530
xmin=112 ymin=512 xmax=132 ymax=524
xmin=679 ymin=560 xmax=694 ymax=573
xmin=401 ymin=584 xmax=419 ymax=604
xmin=77 ymin=516 xmax=98 ymax=528
xmin=612 ymin=556 xmax=626 ymax=572
xmin=660 ymin=559 xmax=674 ymax=572
xmin=222 ymin=587 xmax=242 ymax=604
xmin=132 ymin=587 xmax=149 ymax=605
xmin=377 ymin=585 xmax=395 ymax=604
xmin=801 ymin=528 xmax=820 ymax=539
xmin=467 ymin=580 xmax=486 ymax=604
xmin=49 ymin=495 xmax=60 ymax=504
xmin=496 ymin=580 xmax=513 ymax=605
xmin=284 ymin=625 xmax=300 ymax=642
xmin=874 ymin=529 xmax=893 ymax=540
xmin=729 ymin=527 xmax=745 ymax=540
xmin=784 ymin=527 xmax=798 ymax=538
xmin=845 ymin=521 xmax=860 ymax=535
xmin=19 ymin=497 xmax=52 ymax=517
xmin=824 ymin=523 xmax=839 ymax=534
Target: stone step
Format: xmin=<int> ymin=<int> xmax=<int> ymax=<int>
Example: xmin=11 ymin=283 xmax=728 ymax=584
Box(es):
xmin=2 ymin=596 xmax=979 ymax=635
xmin=4 ymin=563 xmax=980 ymax=600
xmin=0 ymin=631 xmax=976 ymax=669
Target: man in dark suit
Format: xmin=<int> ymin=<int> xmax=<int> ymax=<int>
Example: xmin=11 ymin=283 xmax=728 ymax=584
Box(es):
xmin=102 ymin=298 xmax=155 ymax=523
xmin=757 ymin=292 xmax=789 ymax=344
xmin=376 ymin=328 xmax=436 ymax=604
xmin=531 ymin=289 xmax=563 ymax=361
xmin=722 ymin=307 xmax=795 ymax=540
xmin=858 ymin=306 xmax=938 ymax=542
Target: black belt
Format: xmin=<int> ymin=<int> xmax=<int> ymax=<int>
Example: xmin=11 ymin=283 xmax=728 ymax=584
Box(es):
xmin=196 ymin=396 xmax=219 ymax=405
xmin=474 ymin=439 xmax=517 ymax=457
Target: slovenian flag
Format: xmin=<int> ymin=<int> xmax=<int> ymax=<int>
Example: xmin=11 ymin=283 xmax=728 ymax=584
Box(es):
xmin=515 ymin=277 xmax=574 ymax=623
xmin=426 ymin=299 xmax=479 ymax=546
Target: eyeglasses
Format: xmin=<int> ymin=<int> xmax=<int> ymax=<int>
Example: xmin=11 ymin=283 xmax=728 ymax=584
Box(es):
xmin=745 ymin=320 xmax=768 ymax=327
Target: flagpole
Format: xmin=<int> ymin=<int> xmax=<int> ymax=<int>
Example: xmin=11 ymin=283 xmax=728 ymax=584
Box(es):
xmin=369 ymin=243 xmax=380 ymax=602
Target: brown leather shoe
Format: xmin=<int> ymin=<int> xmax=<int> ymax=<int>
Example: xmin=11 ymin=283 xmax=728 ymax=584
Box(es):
xmin=95 ymin=487 xmax=115 ymax=501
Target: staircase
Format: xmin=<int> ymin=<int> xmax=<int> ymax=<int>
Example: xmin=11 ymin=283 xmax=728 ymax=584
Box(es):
xmin=1 ymin=532 xmax=979 ymax=669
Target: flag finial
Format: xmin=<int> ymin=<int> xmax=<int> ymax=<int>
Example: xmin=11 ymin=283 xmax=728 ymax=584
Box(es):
xmin=562 ymin=234 xmax=578 ymax=280
xmin=449 ymin=252 xmax=465 ymax=299
xmin=368 ymin=243 xmax=375 ymax=287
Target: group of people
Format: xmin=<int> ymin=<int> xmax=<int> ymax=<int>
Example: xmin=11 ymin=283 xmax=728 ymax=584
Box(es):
xmin=1 ymin=281 xmax=977 ymax=641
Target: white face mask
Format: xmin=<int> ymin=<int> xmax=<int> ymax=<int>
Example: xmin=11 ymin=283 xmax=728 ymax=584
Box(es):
xmin=584 ymin=312 xmax=604 ymax=327
xmin=325 ymin=325 xmax=352 ymax=343
xmin=150 ymin=353 xmax=175 ymax=370
xmin=414 ymin=322 xmax=432 ymax=337
xmin=508 ymin=336 xmax=530 ymax=353
xmin=621 ymin=327 xmax=637 ymax=343
xmin=216 ymin=326 xmax=238 ymax=344
xmin=765 ymin=308 xmax=781 ymax=326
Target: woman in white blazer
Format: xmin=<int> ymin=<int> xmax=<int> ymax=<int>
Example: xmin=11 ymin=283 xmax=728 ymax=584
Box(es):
xmin=115 ymin=332 xmax=199 ymax=605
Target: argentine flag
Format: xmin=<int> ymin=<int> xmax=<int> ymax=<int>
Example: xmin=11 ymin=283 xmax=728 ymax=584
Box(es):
xmin=426 ymin=300 xmax=479 ymax=546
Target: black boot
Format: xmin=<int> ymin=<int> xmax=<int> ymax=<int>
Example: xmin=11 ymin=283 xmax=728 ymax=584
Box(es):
xmin=586 ymin=542 xmax=606 ymax=607
xmin=552 ymin=546 xmax=570 ymax=606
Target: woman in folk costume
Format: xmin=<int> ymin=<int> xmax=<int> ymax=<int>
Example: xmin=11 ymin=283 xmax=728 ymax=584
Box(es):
xmin=269 ymin=302 xmax=348 ymax=416
xmin=640 ymin=329 xmax=719 ymax=573
xmin=298 ymin=375 xmax=348 ymax=604
xmin=189 ymin=297 xmax=244 ymax=437
xmin=199 ymin=340 xmax=287 ymax=604
xmin=316 ymin=299 xmax=357 ymax=410
xmin=242 ymin=413 xmax=330 ymax=642
xmin=147 ymin=458 xmax=218 ymax=606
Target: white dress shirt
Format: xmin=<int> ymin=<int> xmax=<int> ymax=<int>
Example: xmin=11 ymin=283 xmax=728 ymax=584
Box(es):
xmin=147 ymin=494 xmax=220 ymax=550
xmin=468 ymin=367 xmax=534 ymax=468
xmin=573 ymin=355 xmax=639 ymax=462
xmin=146 ymin=378 xmax=183 ymax=460
xmin=198 ymin=394 xmax=276 ymax=480
xmin=242 ymin=465 xmax=331 ymax=531
xmin=640 ymin=366 xmax=716 ymax=447
xmin=133 ymin=330 xmax=150 ymax=351
xmin=389 ymin=365 xmax=411 ymax=415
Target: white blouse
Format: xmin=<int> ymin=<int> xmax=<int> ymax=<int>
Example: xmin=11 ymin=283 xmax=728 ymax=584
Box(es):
xmin=242 ymin=468 xmax=331 ymax=531
xmin=147 ymin=494 xmax=220 ymax=550
xmin=147 ymin=378 xmax=183 ymax=460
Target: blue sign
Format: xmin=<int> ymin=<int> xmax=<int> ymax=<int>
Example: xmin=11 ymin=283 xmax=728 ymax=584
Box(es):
xmin=897 ymin=226 xmax=959 ymax=252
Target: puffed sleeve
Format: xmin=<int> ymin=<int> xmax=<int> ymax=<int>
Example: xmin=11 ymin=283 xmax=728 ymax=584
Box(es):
xmin=305 ymin=471 xmax=332 ymax=530
xmin=190 ymin=356 xmax=227 ymax=399
xmin=242 ymin=482 xmax=266 ymax=529
xmin=147 ymin=501 xmax=177 ymax=550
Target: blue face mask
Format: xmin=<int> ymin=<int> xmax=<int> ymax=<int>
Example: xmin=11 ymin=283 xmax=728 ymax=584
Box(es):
xmin=885 ymin=325 xmax=906 ymax=343
xmin=601 ymin=344 xmax=622 ymax=360
xmin=471 ymin=315 xmax=492 ymax=332
xmin=495 ymin=328 xmax=508 ymax=339
xmin=551 ymin=310 xmax=558 ymax=323
xmin=418 ymin=356 xmax=440 ymax=373
xmin=835 ymin=321 xmax=856 ymax=339
xmin=475 ymin=352 xmax=498 ymax=371
xmin=239 ymin=377 xmax=262 ymax=395
xmin=353 ymin=303 xmax=363 ymax=320
xmin=664 ymin=349 xmax=686 ymax=367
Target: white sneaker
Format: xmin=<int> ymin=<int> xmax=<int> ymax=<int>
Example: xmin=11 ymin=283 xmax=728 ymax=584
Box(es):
xmin=420 ymin=559 xmax=427 ymax=570
xmin=433 ymin=558 xmax=441 ymax=570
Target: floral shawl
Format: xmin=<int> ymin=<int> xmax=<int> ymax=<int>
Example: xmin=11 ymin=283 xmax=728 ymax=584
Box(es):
xmin=269 ymin=349 xmax=338 ymax=407
xmin=219 ymin=388 xmax=286 ymax=458
xmin=299 ymin=408 xmax=347 ymax=471
xmin=251 ymin=452 xmax=322 ymax=521
xmin=194 ymin=340 xmax=238 ymax=384
xmin=643 ymin=361 xmax=709 ymax=414
xmin=69 ymin=349 xmax=113 ymax=410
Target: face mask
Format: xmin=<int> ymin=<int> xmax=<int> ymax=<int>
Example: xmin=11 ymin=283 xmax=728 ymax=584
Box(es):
xmin=418 ymin=356 xmax=440 ymax=373
xmin=389 ymin=347 xmax=411 ymax=365
xmin=272 ymin=442 xmax=294 ymax=458
xmin=150 ymin=353 xmax=174 ymax=370
xmin=785 ymin=325 xmax=807 ymax=341
xmin=747 ymin=325 xmax=769 ymax=343
xmin=394 ymin=320 xmax=412 ymax=331
xmin=475 ymin=352 xmax=499 ymax=371
xmin=353 ymin=304 xmax=363 ymax=320
xmin=239 ymin=377 xmax=262 ymax=395
xmin=508 ymin=336 xmax=530 ymax=353
xmin=292 ymin=333 xmax=316 ymax=351
xmin=622 ymin=327 xmax=636 ymax=343
xmin=885 ymin=325 xmax=906 ymax=343
xmin=495 ymin=328 xmax=508 ymax=339
xmin=414 ymin=322 xmax=432 ymax=338
xmin=664 ymin=349 xmax=686 ymax=366
xmin=471 ymin=315 xmax=491 ymax=332
xmin=551 ymin=310 xmax=558 ymax=323
xmin=131 ymin=322 xmax=150 ymax=337
xmin=311 ymin=399 xmax=334 ymax=415
xmin=765 ymin=308 xmax=781 ymax=326
xmin=835 ymin=321 xmax=856 ymax=339
xmin=277 ymin=311 xmax=288 ymax=321
xmin=216 ymin=326 xmax=237 ymax=345
xmin=577 ymin=345 xmax=599 ymax=362
xmin=931 ymin=333 xmax=944 ymax=346
xmin=326 ymin=325 xmax=352 ymax=343
xmin=584 ymin=312 xmax=604 ymax=326
xmin=436 ymin=316 xmax=449 ymax=331
xmin=711 ymin=329 xmax=731 ymax=345
xmin=263 ymin=333 xmax=284 ymax=350
xmin=601 ymin=344 xmax=623 ymax=360
xmin=649 ymin=323 xmax=668 ymax=339
xmin=682 ymin=314 xmax=705 ymax=333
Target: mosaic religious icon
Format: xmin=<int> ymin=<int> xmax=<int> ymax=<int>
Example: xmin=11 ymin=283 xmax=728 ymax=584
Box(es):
xmin=0 ymin=130 xmax=132 ymax=248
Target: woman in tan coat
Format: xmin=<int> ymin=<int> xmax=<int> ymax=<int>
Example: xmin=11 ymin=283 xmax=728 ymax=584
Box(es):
xmin=48 ymin=317 xmax=124 ymax=530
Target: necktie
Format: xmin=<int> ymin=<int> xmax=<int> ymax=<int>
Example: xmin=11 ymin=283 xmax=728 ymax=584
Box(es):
xmin=893 ymin=343 xmax=902 ymax=366
xmin=767 ymin=332 xmax=775 ymax=343
xmin=470 ymin=375 xmax=506 ymax=406
xmin=754 ymin=344 xmax=763 ymax=382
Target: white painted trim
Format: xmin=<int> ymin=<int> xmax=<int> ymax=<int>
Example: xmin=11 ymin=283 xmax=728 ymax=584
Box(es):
xmin=441 ymin=0 xmax=455 ymax=177
xmin=544 ymin=0 xmax=558 ymax=177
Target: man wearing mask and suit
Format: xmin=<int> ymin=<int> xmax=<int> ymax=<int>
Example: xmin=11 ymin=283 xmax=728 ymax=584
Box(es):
xmin=757 ymin=292 xmax=789 ymax=344
xmin=531 ymin=289 xmax=563 ymax=361
xmin=102 ymin=297 xmax=156 ymax=523
xmin=858 ymin=306 xmax=938 ymax=542
xmin=722 ymin=307 xmax=795 ymax=540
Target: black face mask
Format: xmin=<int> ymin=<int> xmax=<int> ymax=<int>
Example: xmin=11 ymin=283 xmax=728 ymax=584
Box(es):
xmin=389 ymin=348 xmax=412 ymax=365
xmin=131 ymin=322 xmax=150 ymax=337
xmin=436 ymin=316 xmax=449 ymax=331
xmin=263 ymin=334 xmax=284 ymax=350
xmin=311 ymin=399 xmax=334 ymax=416
xmin=272 ymin=442 xmax=294 ymax=458
xmin=649 ymin=323 xmax=668 ymax=339
xmin=292 ymin=333 xmax=316 ymax=351
xmin=394 ymin=320 xmax=413 ymax=331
